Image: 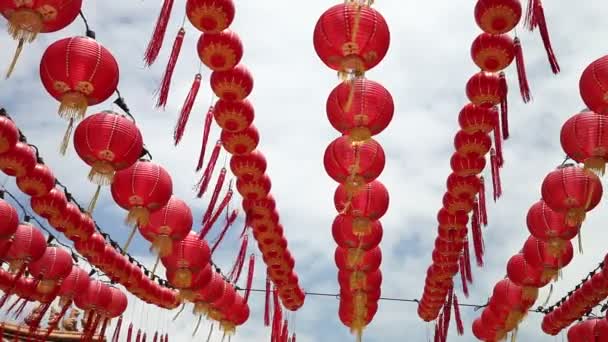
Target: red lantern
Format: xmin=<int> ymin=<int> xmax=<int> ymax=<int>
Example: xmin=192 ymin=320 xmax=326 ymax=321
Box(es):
xmin=454 ymin=130 xmax=492 ymax=158
xmin=471 ymin=33 xmax=515 ymax=72
xmin=213 ymin=99 xmax=254 ymax=133
xmin=40 ymin=36 xmax=119 ymax=119
xmin=138 ymin=195 xmax=193 ymax=257
xmin=220 ymin=125 xmax=259 ymax=155
xmin=16 ymin=163 xmax=55 ymax=197
xmin=458 ymin=103 xmax=497 ymax=134
xmin=106 ymin=287 xmax=128 ymax=318
xmin=328 ymin=214 xmax=376 ymax=239
xmin=450 ymin=152 xmax=486 ymax=176
xmin=466 ymin=71 xmax=503 ymax=107
xmin=186 ymin=0 xmax=235 ymax=33
xmin=540 ymin=165 xmax=603 ymax=226
xmin=335 ymin=246 xmax=381 ymax=272
xmin=110 ymin=160 xmax=173 ymax=226
xmin=0 ymin=115 xmax=18 ymax=153
xmin=560 ymin=111 xmax=608 ymax=174
xmin=0 ymin=141 xmax=36 ymax=177
xmin=229 ymin=150 xmax=267 ymax=182
xmin=446 ymin=173 xmax=481 ymax=199
xmin=30 ymin=187 xmax=67 ymax=220
xmin=210 ymin=64 xmax=253 ymax=101
xmin=65 ymin=212 xmax=94 ymax=242
xmin=236 ymin=174 xmax=271 ymax=201
xmin=522 ymin=235 xmax=574 ymax=271
xmin=243 ymin=195 xmax=276 ymax=220
xmin=334 ymin=180 xmax=389 ymax=221
xmin=58 ymin=266 xmax=90 ymax=304
xmin=338 ymin=269 xmax=382 ymax=293
xmin=197 ymin=30 xmax=242 ymax=71
xmin=326 ymin=79 xmax=394 ymax=141
xmin=74 ymin=279 xmax=112 ymax=314
xmin=28 ymin=246 xmax=73 ymax=294
xmin=161 ymin=233 xmax=211 ymax=288
xmin=332 ymin=215 xmax=382 ymax=251
xmin=437 ymin=208 xmax=469 ymax=233
xmin=6 ymin=223 xmax=46 ymax=271
xmin=579 ymin=55 xmax=608 ymax=115
xmin=48 ymin=202 xmax=81 ymax=234
xmin=0 ymin=199 xmax=18 ymax=239
xmin=0 ymin=0 xmax=81 ymax=41
xmin=73 ymin=111 xmax=143 ymax=184
xmin=313 ymin=3 xmax=390 ymax=75
xmin=526 ymin=200 xmax=580 ymax=242
xmin=74 ymin=232 xmax=105 ymax=258
xmin=474 ymin=0 xmax=522 ymax=34
xmin=324 ymin=136 xmax=385 ymax=189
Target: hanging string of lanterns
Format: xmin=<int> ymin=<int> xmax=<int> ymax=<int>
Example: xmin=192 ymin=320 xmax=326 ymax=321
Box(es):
xmin=565 ymin=318 xmax=608 ymax=342
xmin=313 ymin=0 xmax=391 ymax=340
xmin=471 ymin=54 xmax=608 ymax=341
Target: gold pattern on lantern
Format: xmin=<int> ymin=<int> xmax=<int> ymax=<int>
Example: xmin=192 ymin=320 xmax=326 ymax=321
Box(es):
xmin=214 ymin=81 xmax=247 ymax=101
xmin=202 ymin=43 xmax=237 ymax=71
xmin=190 ymin=6 xmax=228 ymax=33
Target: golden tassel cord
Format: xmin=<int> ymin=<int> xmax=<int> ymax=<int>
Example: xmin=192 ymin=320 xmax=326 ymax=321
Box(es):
xmin=5 ymin=38 xmax=25 ymax=79
xmin=126 ymin=206 xmax=150 ymax=227
xmin=36 ymin=280 xmax=56 ymax=294
xmin=152 ymin=235 xmax=173 ymax=257
xmin=58 ymin=91 xmax=88 ymax=121
xmin=7 ymin=9 xmax=43 ymax=43
xmin=59 ymin=119 xmax=75 ymax=155
xmin=87 ymin=185 xmax=102 ymax=214
xmin=121 ymin=226 xmax=138 ymax=255
xmin=584 ymin=156 xmax=606 ymax=176
xmin=88 ymin=164 xmax=115 ymax=186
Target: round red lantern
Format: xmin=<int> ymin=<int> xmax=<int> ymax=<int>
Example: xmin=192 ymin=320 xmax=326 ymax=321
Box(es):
xmin=236 ymin=174 xmax=271 ymax=201
xmin=0 ymin=141 xmax=36 ymax=177
xmin=242 ymin=195 xmax=275 ymax=220
xmin=210 ymin=64 xmax=253 ymax=101
xmin=58 ymin=266 xmax=89 ymax=304
xmin=110 ymin=160 xmax=173 ymax=226
xmin=329 ymin=214 xmax=376 ymax=239
xmin=560 ymin=111 xmax=608 ymax=174
xmin=16 ymin=163 xmax=55 ymax=197
xmin=229 ymin=150 xmax=266 ymax=182
xmin=0 ymin=199 xmax=18 ymax=239
xmin=466 ymin=71 xmax=503 ymax=107
xmin=220 ymin=125 xmax=259 ymax=155
xmin=74 ymin=232 xmax=105 ymax=258
xmin=197 ymin=30 xmax=242 ymax=71
xmin=40 ymin=36 xmax=119 ymax=119
xmin=450 ymin=152 xmax=486 ymax=176
xmin=324 ymin=136 xmax=385 ymax=190
xmin=471 ymin=33 xmax=515 ymax=72
xmin=138 ymin=195 xmax=193 ymax=257
xmin=437 ymin=208 xmax=469 ymax=232
xmin=522 ymin=235 xmax=574 ymax=271
xmin=335 ymin=246 xmax=381 ymax=272
xmin=579 ymin=55 xmax=608 ymax=115
xmin=540 ymin=165 xmax=603 ymax=226
xmin=0 ymin=115 xmax=18 ymax=154
xmin=446 ymin=173 xmax=481 ymax=199
xmin=454 ymin=130 xmax=492 ymax=158
xmin=49 ymin=202 xmax=82 ymax=236
xmin=474 ymin=0 xmax=522 ymax=34
xmin=213 ymin=99 xmax=254 ymax=133
xmin=65 ymin=212 xmax=94 ymax=242
xmin=334 ymin=180 xmax=389 ymax=221
xmin=28 ymin=246 xmax=73 ymax=294
xmin=313 ymin=3 xmax=390 ymax=75
xmin=161 ymin=233 xmax=211 ymax=288
xmin=458 ymin=103 xmax=497 ymax=134
xmin=106 ymin=287 xmax=128 ymax=318
xmin=332 ymin=215 xmax=382 ymax=251
xmin=326 ymin=79 xmax=394 ymax=141
xmin=526 ymin=200 xmax=580 ymax=242
xmin=186 ymin=0 xmax=235 ymax=33
xmin=6 ymin=223 xmax=46 ymax=271
xmin=74 ymin=279 xmax=112 ymax=314
xmin=30 ymin=187 xmax=67 ymax=220
xmin=73 ymin=111 xmax=143 ymax=184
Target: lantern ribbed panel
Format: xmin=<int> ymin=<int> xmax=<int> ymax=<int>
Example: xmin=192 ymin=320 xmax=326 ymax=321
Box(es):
xmin=28 ymin=246 xmax=73 ymax=281
xmin=210 ymin=64 xmax=253 ymax=101
xmin=139 ymin=196 xmax=193 ymax=242
xmin=0 ymin=199 xmax=18 ymax=239
xmin=16 ymin=163 xmax=55 ymax=197
xmin=197 ymin=30 xmax=243 ymax=71
xmin=6 ymin=223 xmax=46 ymax=264
xmin=579 ymin=56 xmax=608 ymax=115
xmin=473 ymin=0 xmax=522 ymax=34
xmin=0 ymin=141 xmax=36 ymax=177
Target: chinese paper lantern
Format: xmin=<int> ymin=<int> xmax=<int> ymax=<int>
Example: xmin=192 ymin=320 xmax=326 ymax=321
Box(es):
xmin=0 ymin=199 xmax=18 ymax=239
xmin=5 ymin=223 xmax=46 ymax=271
xmin=64 ymin=212 xmax=94 ymax=242
xmin=0 ymin=141 xmax=36 ymax=177
xmin=110 ymin=160 xmax=173 ymax=226
xmin=450 ymin=152 xmax=486 ymax=176
xmin=213 ymin=99 xmax=255 ymax=132
xmin=210 ymin=64 xmax=253 ymax=101
xmin=458 ymin=103 xmax=497 ymax=134
xmin=243 ymin=195 xmax=276 ymax=220
xmin=560 ymin=111 xmax=608 ymax=174
xmin=326 ymin=79 xmax=394 ymax=141
xmin=335 ymin=246 xmax=381 ymax=272
xmin=58 ymin=266 xmax=90 ymax=304
xmin=324 ymin=136 xmax=385 ymax=190
xmin=540 ymin=165 xmax=603 ymax=226
xmin=330 ymin=213 xmax=377 ymax=238
xmin=334 ymin=180 xmax=389 ymax=221
xmin=446 ymin=173 xmax=481 ymax=199
xmin=579 ymin=55 xmax=608 ymax=115
xmin=49 ymin=202 xmax=81 ymax=236
xmin=236 ymin=174 xmax=271 ymax=201
xmin=16 ymin=163 xmax=55 ymax=197
xmin=74 ymin=232 xmax=105 ymax=258
xmin=74 ymin=279 xmax=112 ymax=317
xmin=454 ymin=130 xmax=492 ymax=158
xmin=106 ymin=287 xmax=128 ymax=318
xmin=186 ymin=0 xmax=235 ymax=33
xmin=471 ymin=33 xmax=515 ymax=72
xmin=332 ymin=215 xmax=382 ymax=251
xmin=197 ymin=30 xmax=242 ymax=71
xmin=138 ymin=195 xmax=193 ymax=256
xmin=40 ymin=36 xmax=119 ymax=119
xmin=522 ymin=235 xmax=573 ymax=271
xmin=526 ymin=200 xmax=580 ymax=243
xmin=28 ymin=246 xmax=73 ymax=294
xmin=313 ymin=3 xmax=390 ymax=75
xmin=437 ymin=208 xmax=469 ymax=234
xmin=229 ymin=150 xmax=267 ymax=182
xmin=161 ymin=233 xmax=211 ymax=288
xmin=30 ymin=187 xmax=67 ymax=220
xmin=466 ymin=71 xmax=503 ymax=107
xmin=474 ymin=0 xmax=522 ymax=34
xmin=220 ymin=125 xmax=259 ymax=155
xmin=0 ymin=115 xmax=19 ymax=153
xmin=73 ymin=111 xmax=144 ymax=185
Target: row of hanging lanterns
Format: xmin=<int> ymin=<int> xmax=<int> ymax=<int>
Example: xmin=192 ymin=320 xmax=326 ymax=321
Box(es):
xmin=472 ymin=54 xmax=608 ymax=341
xmin=566 ymin=317 xmax=608 ymax=341
xmin=313 ymin=0 xmax=391 ymax=339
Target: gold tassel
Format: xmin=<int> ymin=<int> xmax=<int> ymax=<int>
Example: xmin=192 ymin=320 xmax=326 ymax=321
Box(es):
xmin=36 ymin=280 xmax=56 ymax=294
xmin=126 ymin=206 xmax=150 ymax=227
xmin=121 ymin=226 xmax=138 ymax=255
xmin=510 ymin=327 xmax=518 ymax=342
xmin=6 ymin=38 xmax=25 ymax=79
xmin=58 ymin=91 xmax=88 ymax=121
xmin=59 ymin=119 xmax=75 ymax=155
xmin=152 ymin=235 xmax=173 ymax=257
xmin=88 ymin=164 xmax=115 ymax=186
xmin=174 ymin=269 xmax=193 ymax=289
xmin=7 ymin=9 xmax=42 ymax=42
xmin=584 ymin=157 xmax=606 ymax=176
xmin=87 ymin=185 xmax=102 ymax=214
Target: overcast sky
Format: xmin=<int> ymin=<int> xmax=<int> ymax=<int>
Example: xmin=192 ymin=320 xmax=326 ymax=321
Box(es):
xmin=0 ymin=1 xmax=607 ymax=341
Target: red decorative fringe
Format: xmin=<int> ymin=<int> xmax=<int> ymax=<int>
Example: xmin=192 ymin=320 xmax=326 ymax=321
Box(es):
xmin=459 ymin=255 xmax=469 ymax=297
xmin=240 ymin=215 xmax=250 ymax=238
xmin=211 ymin=209 xmax=238 ymax=254
xmin=136 ymin=329 xmax=142 ymax=342
xmin=514 ymin=38 xmax=531 ymax=103
xmin=453 ymin=294 xmax=464 ymax=336
xmin=196 ymin=141 xmax=222 ymax=198
xmin=490 ymin=148 xmax=502 ymax=201
xmin=99 ymin=318 xmax=110 ymax=341
xmin=0 ymin=265 xmax=26 ymax=308
xmin=127 ymin=323 xmax=133 ymax=342
xmin=492 ymin=110 xmax=504 ymax=169
xmin=264 ymin=277 xmax=271 ymax=327
xmin=201 ymin=167 xmax=227 ymax=225
xmin=174 ymin=73 xmax=202 ymax=145
xmin=442 ymin=287 xmax=453 ymax=339
xmin=26 ymin=303 xmax=51 ymax=339
xmin=272 ymin=289 xmax=283 ymax=342
xmin=281 ymin=320 xmax=289 ymax=342
xmin=435 ymin=313 xmax=443 ymax=342
xmin=291 ymin=333 xmax=296 ymax=342
xmin=153 ymin=332 xmax=158 ymax=342
xmin=196 ymin=107 xmax=214 ymax=171
xmin=155 ymin=28 xmax=185 ymax=109
xmin=499 ymin=72 xmax=509 ymax=141
xmin=143 ymin=0 xmax=174 ymax=66
xmin=44 ymin=301 xmax=71 ymax=340
xmin=471 ymin=202 xmax=485 ymax=266
xmin=244 ymin=254 xmax=255 ymax=303
xmin=142 ymin=332 xmax=147 ymax=342
xmin=463 ymin=239 xmax=473 ymax=284
xmin=165 ymin=333 xmax=168 ymax=342
xmin=526 ymin=0 xmax=559 ymax=73
xmin=228 ymin=234 xmax=248 ymax=281
xmin=478 ymin=178 xmax=488 ymax=226
xmin=13 ymin=300 xmax=27 ymax=319
xmin=199 ymin=188 xmax=233 ymax=239
xmin=112 ymin=316 xmax=123 ymax=342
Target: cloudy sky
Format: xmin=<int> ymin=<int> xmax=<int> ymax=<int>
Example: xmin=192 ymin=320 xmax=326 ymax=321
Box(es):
xmin=0 ymin=0 xmax=607 ymax=341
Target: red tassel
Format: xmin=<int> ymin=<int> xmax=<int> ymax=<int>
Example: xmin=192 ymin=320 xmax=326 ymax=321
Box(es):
xmin=434 ymin=314 xmax=443 ymax=342
xmin=498 ymin=72 xmax=509 ymax=141
xmin=291 ymin=333 xmax=296 ymax=342
xmin=528 ymin=0 xmax=559 ymax=73
xmin=0 ymin=265 xmax=26 ymax=308
xmin=201 ymin=168 xmax=227 ymax=226
xmin=442 ymin=287 xmax=453 ymax=339
xmin=514 ymin=38 xmax=531 ymax=103
xmin=165 ymin=333 xmax=168 ymax=342
xmin=13 ymin=300 xmax=28 ymax=319
xmin=155 ymin=28 xmax=185 ymax=109
xmin=144 ymin=0 xmax=174 ymax=66
xmin=142 ymin=332 xmax=147 ymax=342
xmin=127 ymin=323 xmax=133 ymax=342
xmin=0 ymin=324 xmax=3 ymax=338
xmin=199 ymin=187 xmax=233 ymax=239
xmin=99 ymin=318 xmax=110 ymax=342
xmin=25 ymin=303 xmax=51 ymax=338
xmin=490 ymin=148 xmax=502 ymax=201
xmin=211 ymin=209 xmax=238 ymax=254
xmin=524 ymin=0 xmax=537 ymax=29
xmin=44 ymin=301 xmax=71 ymax=340
xmin=459 ymin=255 xmax=469 ymax=297
xmin=174 ymin=74 xmax=202 ymax=145
xmin=228 ymin=234 xmax=248 ymax=281
xmin=453 ymin=294 xmax=464 ymax=336
xmin=272 ymin=289 xmax=283 ymax=342
xmin=471 ymin=201 xmax=484 ymax=266
xmin=196 ymin=141 xmax=222 ymax=198
xmin=244 ymin=254 xmax=255 ymax=303
xmin=153 ymin=332 xmax=158 ymax=342
xmin=478 ymin=177 xmax=488 ymax=226
xmin=264 ymin=276 xmax=271 ymax=326
xmin=463 ymin=239 xmax=472 ymax=284
xmin=136 ymin=329 xmax=142 ymax=342
xmin=112 ymin=316 xmax=123 ymax=342
xmin=196 ymin=107 xmax=214 ymax=171
xmin=492 ymin=111 xmax=504 ymax=169
xmin=280 ymin=320 xmax=288 ymax=342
